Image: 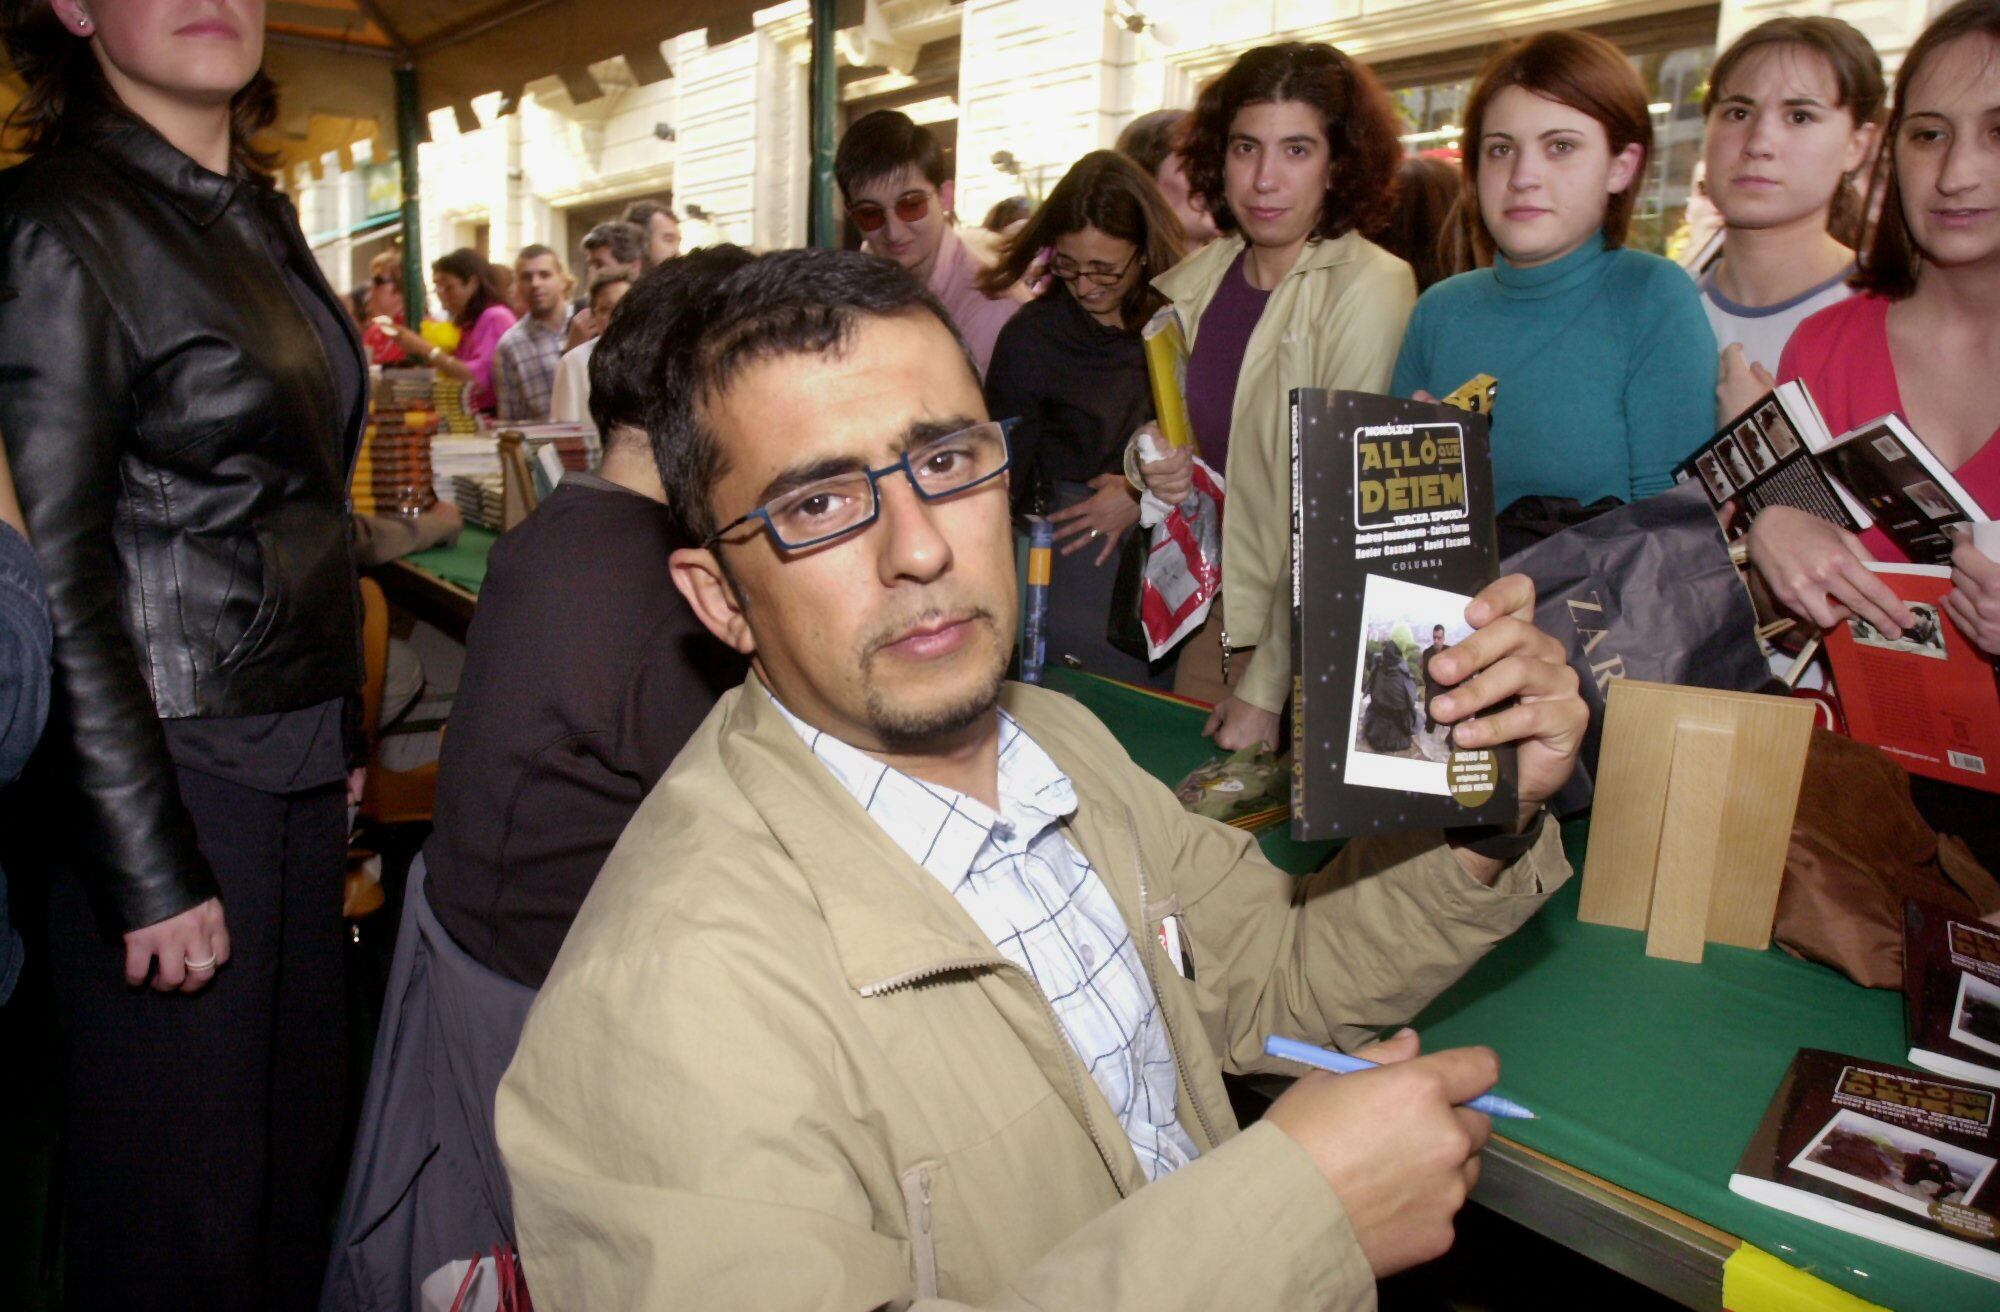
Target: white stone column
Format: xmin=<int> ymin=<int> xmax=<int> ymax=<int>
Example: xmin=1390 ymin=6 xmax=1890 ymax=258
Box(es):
xmin=956 ymin=0 xmax=1128 ymax=224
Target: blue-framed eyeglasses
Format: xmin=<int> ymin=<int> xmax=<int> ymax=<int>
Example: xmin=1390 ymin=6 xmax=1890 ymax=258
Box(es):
xmin=705 ymin=418 xmax=1016 ymax=552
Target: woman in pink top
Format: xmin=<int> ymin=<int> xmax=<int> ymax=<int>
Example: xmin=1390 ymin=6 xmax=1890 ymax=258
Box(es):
xmin=391 ymin=247 xmax=517 ymax=414
xmin=1752 ymin=0 xmax=2000 ymax=660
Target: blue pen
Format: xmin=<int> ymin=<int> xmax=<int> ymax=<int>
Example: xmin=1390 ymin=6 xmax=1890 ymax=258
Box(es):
xmin=1264 ymin=1035 xmax=1537 ymax=1120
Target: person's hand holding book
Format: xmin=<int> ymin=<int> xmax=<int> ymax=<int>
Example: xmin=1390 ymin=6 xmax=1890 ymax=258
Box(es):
xmin=1945 ymin=531 xmax=2000 ymax=658
xmin=1748 ymin=506 xmax=1913 ymax=636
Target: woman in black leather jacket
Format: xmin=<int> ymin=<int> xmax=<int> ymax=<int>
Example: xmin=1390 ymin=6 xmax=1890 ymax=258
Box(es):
xmin=0 ymin=4 xmax=362 ymax=1307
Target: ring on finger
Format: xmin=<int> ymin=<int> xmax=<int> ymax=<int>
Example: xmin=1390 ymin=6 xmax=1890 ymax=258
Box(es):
xmin=185 ymin=954 xmax=218 ymax=973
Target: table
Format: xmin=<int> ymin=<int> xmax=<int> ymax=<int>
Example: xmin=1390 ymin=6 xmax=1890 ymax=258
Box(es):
xmin=1047 ymin=667 xmax=1985 ymax=1312
xmin=387 ymin=536 xmax=1979 ymax=1310
xmin=375 ymin=525 xmax=497 ymax=643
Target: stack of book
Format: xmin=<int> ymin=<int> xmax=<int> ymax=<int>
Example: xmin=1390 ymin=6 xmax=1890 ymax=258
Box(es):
xmin=432 ymin=374 xmax=477 ymax=435
xmin=350 ymin=408 xmax=439 ymax=517
xmin=452 ymin=473 xmax=506 ymax=531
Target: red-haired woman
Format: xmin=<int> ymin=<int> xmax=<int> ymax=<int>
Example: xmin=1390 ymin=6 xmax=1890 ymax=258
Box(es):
xmin=1128 ymin=42 xmax=1416 ymax=750
xmin=0 ymin=0 xmax=361 ymax=1305
xmin=1392 ymin=30 xmax=1717 ymax=516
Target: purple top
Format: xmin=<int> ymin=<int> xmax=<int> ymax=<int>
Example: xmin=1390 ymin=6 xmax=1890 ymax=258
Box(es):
xmin=1184 ymin=249 xmax=1271 ymax=475
xmin=457 ymin=302 xmax=517 ymax=414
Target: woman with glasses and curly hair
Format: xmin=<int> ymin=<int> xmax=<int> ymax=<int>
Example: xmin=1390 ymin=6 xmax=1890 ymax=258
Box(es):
xmin=980 ymin=150 xmax=1187 ymax=685
xmin=1127 ymin=42 xmax=1417 ymax=749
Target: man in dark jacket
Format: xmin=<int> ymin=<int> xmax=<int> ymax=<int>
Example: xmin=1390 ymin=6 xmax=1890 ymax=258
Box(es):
xmin=0 ymin=434 xmax=50 ymax=1003
xmin=324 ymin=255 xmax=747 ymax=1312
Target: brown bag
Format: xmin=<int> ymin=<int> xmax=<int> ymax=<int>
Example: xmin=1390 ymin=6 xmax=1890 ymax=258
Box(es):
xmin=1774 ymin=729 xmax=2000 ymax=988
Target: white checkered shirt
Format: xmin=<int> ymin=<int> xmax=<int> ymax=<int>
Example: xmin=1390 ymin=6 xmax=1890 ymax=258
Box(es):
xmin=773 ymin=693 xmax=1200 ymax=1181
xmin=491 ymin=313 xmax=568 ymax=422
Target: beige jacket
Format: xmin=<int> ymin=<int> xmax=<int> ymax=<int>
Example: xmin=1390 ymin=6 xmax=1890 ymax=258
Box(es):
xmin=1137 ymin=233 xmax=1417 ymax=712
xmin=495 ymin=677 xmax=1567 ymax=1310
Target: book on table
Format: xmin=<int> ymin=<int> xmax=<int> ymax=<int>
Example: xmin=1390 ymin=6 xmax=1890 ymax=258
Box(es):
xmin=1674 ymin=382 xmax=1988 ymax=564
xmin=1730 ymin=1047 xmax=2000 ymax=1282
xmin=1820 ymin=562 xmax=2000 ymax=793
xmin=1287 ymin=389 xmax=1516 ymax=840
xmin=1906 ymin=900 xmax=2000 ymax=1087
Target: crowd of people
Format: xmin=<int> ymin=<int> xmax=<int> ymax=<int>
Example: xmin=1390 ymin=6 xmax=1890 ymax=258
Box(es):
xmin=0 ymin=0 xmax=1997 ymax=1308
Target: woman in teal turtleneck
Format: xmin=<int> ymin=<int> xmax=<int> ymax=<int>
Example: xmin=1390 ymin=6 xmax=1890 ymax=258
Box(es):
xmin=1393 ymin=30 xmax=1716 ymax=513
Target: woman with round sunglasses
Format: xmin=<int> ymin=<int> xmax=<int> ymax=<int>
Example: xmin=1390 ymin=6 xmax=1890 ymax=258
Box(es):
xmin=980 ymin=151 xmax=1187 ymax=686
xmin=0 ymin=0 xmax=364 ymax=1304
xmin=835 ymin=109 xmax=1023 ymax=375
xmin=1129 ymin=42 xmax=1416 ymax=750
xmin=1392 ymin=30 xmax=1717 ymax=521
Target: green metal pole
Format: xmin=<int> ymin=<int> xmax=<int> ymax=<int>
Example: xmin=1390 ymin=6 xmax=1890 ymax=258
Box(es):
xmin=394 ymin=64 xmax=425 ymax=321
xmin=807 ymin=0 xmax=838 ymax=248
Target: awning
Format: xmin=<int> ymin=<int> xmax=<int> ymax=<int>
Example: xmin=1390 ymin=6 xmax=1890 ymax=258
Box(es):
xmin=5 ymin=1 xmax=863 ymax=174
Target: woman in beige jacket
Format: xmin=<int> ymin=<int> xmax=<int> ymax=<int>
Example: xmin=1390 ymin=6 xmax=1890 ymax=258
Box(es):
xmin=1131 ymin=43 xmax=1417 ymax=749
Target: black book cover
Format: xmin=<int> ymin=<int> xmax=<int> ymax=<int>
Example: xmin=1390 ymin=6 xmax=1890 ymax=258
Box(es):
xmin=1906 ymin=899 xmax=2000 ymax=1086
xmin=1730 ymin=1048 xmax=2000 ymax=1280
xmin=1288 ymin=389 xmax=1516 ymax=840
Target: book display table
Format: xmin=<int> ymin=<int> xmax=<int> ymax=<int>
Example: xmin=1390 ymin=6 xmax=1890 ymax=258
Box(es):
xmin=376 ymin=525 xmax=497 ymax=642
xmin=1050 ymin=667 xmax=1984 ymax=1312
xmin=384 ymin=532 xmax=1978 ymax=1310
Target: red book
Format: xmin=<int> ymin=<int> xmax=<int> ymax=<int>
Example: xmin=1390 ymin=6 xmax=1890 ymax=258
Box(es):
xmin=1824 ymin=563 xmax=2000 ymax=794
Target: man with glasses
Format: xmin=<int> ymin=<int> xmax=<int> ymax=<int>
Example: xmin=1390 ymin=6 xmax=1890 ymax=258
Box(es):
xmin=497 ymin=246 xmax=1590 ymax=1308
xmin=836 ymin=109 xmax=1024 ymax=374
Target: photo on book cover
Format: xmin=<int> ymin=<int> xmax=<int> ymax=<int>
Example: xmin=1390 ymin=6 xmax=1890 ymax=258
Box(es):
xmin=1906 ymin=479 xmax=1960 ymax=522
xmin=1952 ymin=972 xmax=2000 ymax=1062
xmin=1760 ymin=400 xmax=1803 ymax=458
xmin=1718 ymin=432 xmax=1757 ymax=488
xmin=1850 ymin=603 xmax=1948 ymax=659
xmin=1343 ymin=573 xmax=1473 ymax=796
xmin=1740 ymin=418 xmax=1780 ymax=475
xmin=1695 ymin=449 xmax=1735 ymax=501
xmin=1792 ymin=1108 xmax=1997 ymax=1218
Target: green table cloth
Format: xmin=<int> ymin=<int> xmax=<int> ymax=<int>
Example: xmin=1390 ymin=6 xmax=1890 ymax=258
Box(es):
xmin=1046 ymin=666 xmax=1986 ymax=1312
xmin=404 ymin=525 xmax=498 ymax=594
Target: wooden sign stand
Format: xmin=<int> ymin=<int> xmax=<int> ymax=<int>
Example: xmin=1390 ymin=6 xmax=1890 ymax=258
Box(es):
xmin=497 ymin=430 xmax=539 ymax=532
xmin=1578 ymin=679 xmax=1815 ymax=963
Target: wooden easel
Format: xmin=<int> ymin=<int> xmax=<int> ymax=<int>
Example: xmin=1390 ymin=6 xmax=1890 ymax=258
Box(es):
xmin=1578 ymin=679 xmax=1815 ymax=963
xmin=497 ymin=430 xmax=539 ymax=531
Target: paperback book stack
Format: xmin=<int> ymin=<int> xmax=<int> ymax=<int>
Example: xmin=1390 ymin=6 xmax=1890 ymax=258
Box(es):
xmin=350 ymin=408 xmax=439 ymax=517
xmin=451 ymin=474 xmax=506 ymax=531
xmin=430 ymin=372 xmax=477 ymax=435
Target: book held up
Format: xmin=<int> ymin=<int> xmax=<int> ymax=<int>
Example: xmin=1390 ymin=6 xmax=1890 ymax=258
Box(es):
xmin=1288 ymin=389 xmax=1516 ymax=840
xmin=1674 ymin=382 xmax=1987 ymax=564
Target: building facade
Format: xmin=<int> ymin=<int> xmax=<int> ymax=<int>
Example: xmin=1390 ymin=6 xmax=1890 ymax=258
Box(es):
xmin=295 ymin=0 xmax=1953 ymax=309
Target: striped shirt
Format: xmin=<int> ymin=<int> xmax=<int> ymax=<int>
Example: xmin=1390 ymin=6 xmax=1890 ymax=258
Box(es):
xmin=773 ymin=692 xmax=1199 ymax=1181
xmin=491 ymin=312 xmax=569 ymax=423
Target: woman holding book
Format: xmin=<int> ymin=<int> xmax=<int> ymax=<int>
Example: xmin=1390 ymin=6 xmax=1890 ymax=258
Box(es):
xmin=1127 ymin=41 xmax=1416 ymax=749
xmin=389 ymin=247 xmax=517 ymax=416
xmin=981 ymin=151 xmax=1185 ymax=686
xmin=1751 ymin=0 xmax=2000 ymax=870
xmin=0 ymin=2 xmax=364 ymax=1305
xmin=1700 ymin=18 xmax=1885 ymax=423
xmin=1391 ymin=30 xmax=1717 ymax=517
xmin=1750 ymin=0 xmax=2000 ymax=658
